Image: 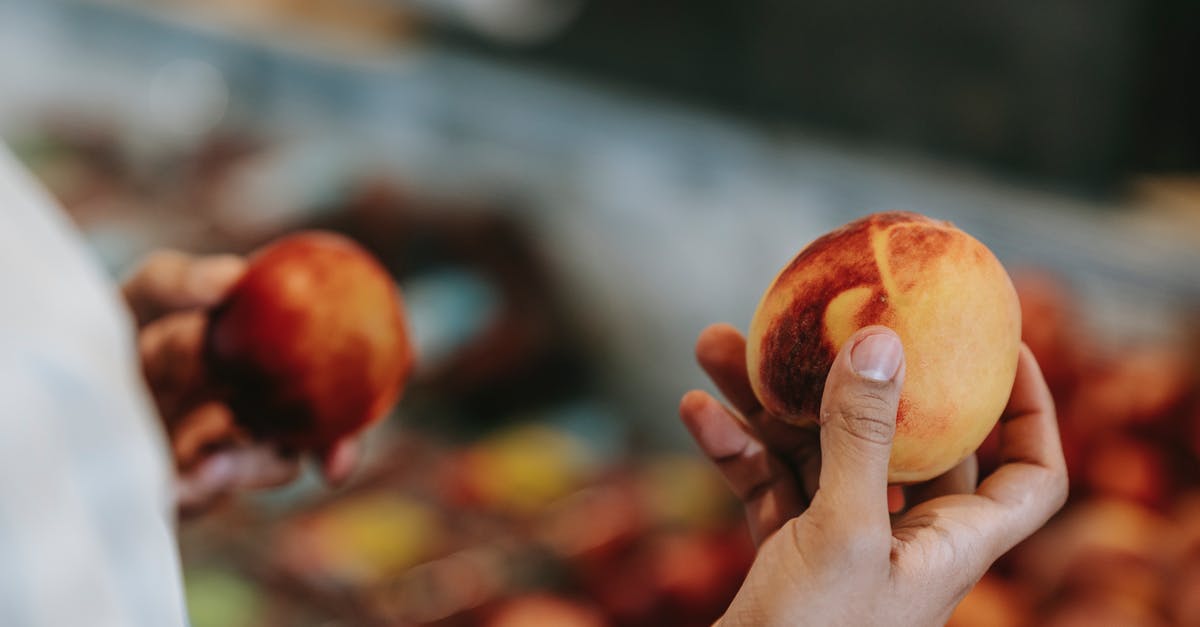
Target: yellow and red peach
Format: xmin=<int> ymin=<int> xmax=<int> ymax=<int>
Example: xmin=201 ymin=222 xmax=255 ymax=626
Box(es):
xmin=747 ymin=211 xmax=1021 ymax=483
xmin=206 ymin=231 xmax=413 ymax=450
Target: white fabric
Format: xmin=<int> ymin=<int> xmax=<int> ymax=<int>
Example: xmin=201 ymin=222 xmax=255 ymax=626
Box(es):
xmin=0 ymin=145 xmax=187 ymax=626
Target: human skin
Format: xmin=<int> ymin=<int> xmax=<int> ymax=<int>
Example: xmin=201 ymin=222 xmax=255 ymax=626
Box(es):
xmin=681 ymin=324 xmax=1067 ymax=626
xmin=123 ymin=251 xmax=361 ymax=516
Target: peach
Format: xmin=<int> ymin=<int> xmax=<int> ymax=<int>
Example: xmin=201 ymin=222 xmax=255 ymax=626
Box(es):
xmin=747 ymin=212 xmax=1021 ymax=483
xmin=1083 ymin=436 xmax=1169 ymax=507
xmin=1011 ymin=499 xmax=1174 ymax=594
xmin=946 ymin=575 xmax=1030 ymax=627
xmin=206 ymin=231 xmax=413 ymax=450
xmin=485 ymin=595 xmax=607 ymax=627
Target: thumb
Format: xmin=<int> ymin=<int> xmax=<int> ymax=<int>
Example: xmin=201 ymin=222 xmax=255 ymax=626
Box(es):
xmin=813 ymin=326 xmax=905 ymax=535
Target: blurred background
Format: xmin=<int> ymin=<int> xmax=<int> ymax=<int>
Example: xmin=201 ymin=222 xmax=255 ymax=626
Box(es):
xmin=2 ymin=0 xmax=1200 ymax=625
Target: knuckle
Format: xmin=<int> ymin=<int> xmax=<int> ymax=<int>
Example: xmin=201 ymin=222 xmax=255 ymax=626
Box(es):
xmin=124 ymin=250 xmax=188 ymax=295
xmin=801 ymin=502 xmax=889 ymax=564
xmin=834 ymin=528 xmax=891 ymax=567
xmin=825 ymin=389 xmax=902 ymax=444
xmin=852 ymin=387 xmax=895 ymax=415
xmin=1046 ymin=466 xmax=1069 ymax=512
xmin=846 ymin=527 xmax=890 ymax=556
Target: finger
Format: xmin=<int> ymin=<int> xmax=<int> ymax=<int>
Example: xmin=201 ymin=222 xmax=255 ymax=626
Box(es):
xmin=906 ymin=454 xmax=978 ymax=508
xmin=971 ymin=345 xmax=1068 ymax=550
xmin=172 ymin=401 xmax=241 ymax=469
xmin=695 ymin=324 xmax=762 ymax=416
xmin=175 ymin=447 xmax=301 ymax=517
xmin=680 ymin=390 xmax=806 ymax=544
xmin=681 ymin=390 xmax=777 ymax=501
xmin=813 ymin=326 xmax=905 ymax=537
xmin=893 ymin=346 xmax=1067 ymax=571
xmin=176 ymin=454 xmax=238 ymax=517
xmin=224 ymin=446 xmax=302 ymax=490
xmin=695 ymin=324 xmax=820 ymax=456
xmin=123 ymin=251 xmax=246 ymax=326
xmin=138 ymin=311 xmax=211 ymax=421
xmin=319 ymin=437 xmax=361 ymax=487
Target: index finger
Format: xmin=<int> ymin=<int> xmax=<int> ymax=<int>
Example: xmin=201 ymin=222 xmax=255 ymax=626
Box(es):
xmin=122 ymin=251 xmax=246 ymax=326
xmin=694 ymin=323 xmax=817 ymax=456
xmin=695 ymin=323 xmax=762 ymax=416
xmin=319 ymin=437 xmax=361 ymax=487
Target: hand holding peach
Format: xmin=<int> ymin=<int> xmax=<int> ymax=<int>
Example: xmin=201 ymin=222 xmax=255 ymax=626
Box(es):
xmin=747 ymin=212 xmax=1022 ymax=483
xmin=206 ymin=231 xmax=413 ymax=450
xmin=680 ymin=325 xmax=1067 ymax=626
xmin=125 ymin=231 xmax=411 ymax=516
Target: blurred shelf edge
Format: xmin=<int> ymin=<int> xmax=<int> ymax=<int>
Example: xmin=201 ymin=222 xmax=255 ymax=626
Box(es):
xmin=66 ymin=0 xmax=587 ymax=67
xmin=69 ymin=0 xmax=431 ymax=68
xmin=3 ymin=0 xmax=1197 ymax=342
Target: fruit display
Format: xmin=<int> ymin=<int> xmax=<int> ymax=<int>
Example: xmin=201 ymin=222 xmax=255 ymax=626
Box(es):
xmin=747 ymin=211 xmax=1021 ymax=483
xmin=178 ymin=426 xmax=752 ymax=627
xmin=960 ymin=271 xmax=1200 ymax=626
xmin=14 ymin=121 xmax=1200 ymax=626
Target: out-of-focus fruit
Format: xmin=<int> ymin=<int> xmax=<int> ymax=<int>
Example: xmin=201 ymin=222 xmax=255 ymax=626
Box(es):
xmin=1171 ymin=491 xmax=1200 ymax=554
xmin=1084 ymin=436 xmax=1170 ymax=507
xmin=1188 ymin=400 xmax=1200 ymax=464
xmin=1057 ymin=551 xmax=1163 ymax=614
xmin=275 ymin=493 xmax=442 ymax=586
xmin=636 ymin=455 xmax=736 ymax=529
xmin=747 ymin=212 xmax=1021 ymax=483
xmin=650 ymin=531 xmax=746 ymax=624
xmin=536 ymin=481 xmax=646 ymax=563
xmin=207 ymin=231 xmax=413 ymax=449
xmin=385 ymin=546 xmax=508 ymax=624
xmin=184 ymin=568 xmax=262 ymax=627
xmin=579 ymin=554 xmax=658 ymax=626
xmin=1011 ymin=270 xmax=1081 ymax=395
xmin=1071 ymin=346 xmax=1191 ymax=433
xmin=946 ymin=575 xmax=1030 ymax=627
xmin=485 ymin=595 xmax=608 ymax=627
xmin=450 ymin=424 xmax=591 ymax=516
xmin=1012 ymin=499 xmax=1175 ymax=595
xmin=1041 ymin=594 xmax=1168 ymax=627
xmin=1169 ymin=548 xmax=1200 ymax=627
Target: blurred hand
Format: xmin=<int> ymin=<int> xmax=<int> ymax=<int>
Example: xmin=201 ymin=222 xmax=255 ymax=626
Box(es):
xmin=681 ymin=324 xmax=1067 ymax=626
xmin=123 ymin=251 xmax=361 ymax=518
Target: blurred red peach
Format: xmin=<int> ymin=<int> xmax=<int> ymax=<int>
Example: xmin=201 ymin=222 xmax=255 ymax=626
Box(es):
xmin=1011 ymin=499 xmax=1175 ymax=596
xmin=1011 ymin=269 xmax=1082 ymax=395
xmin=1083 ymin=436 xmax=1170 ymax=507
xmin=485 ymin=595 xmax=608 ymax=627
xmin=207 ymin=231 xmax=413 ymax=449
xmin=1041 ymin=594 xmax=1167 ymax=627
xmin=945 ymin=574 xmax=1030 ymax=627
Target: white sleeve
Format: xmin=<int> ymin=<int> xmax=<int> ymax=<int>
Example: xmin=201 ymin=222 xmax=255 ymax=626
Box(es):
xmin=0 ymin=146 xmax=188 ymax=626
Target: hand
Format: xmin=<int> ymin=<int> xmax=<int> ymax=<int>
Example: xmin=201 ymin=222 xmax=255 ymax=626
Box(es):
xmin=123 ymin=251 xmax=361 ymax=517
xmin=680 ymin=324 xmax=1067 ymax=626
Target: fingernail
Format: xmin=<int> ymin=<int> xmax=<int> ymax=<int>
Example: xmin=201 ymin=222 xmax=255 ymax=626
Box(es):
xmin=851 ymin=332 xmax=902 ymax=382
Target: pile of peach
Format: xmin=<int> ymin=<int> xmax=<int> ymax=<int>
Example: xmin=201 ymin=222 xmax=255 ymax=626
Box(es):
xmin=262 ymin=431 xmax=753 ymax=627
xmin=951 ymin=272 xmax=1200 ymax=627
